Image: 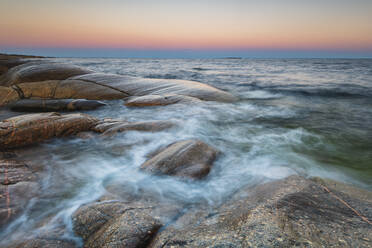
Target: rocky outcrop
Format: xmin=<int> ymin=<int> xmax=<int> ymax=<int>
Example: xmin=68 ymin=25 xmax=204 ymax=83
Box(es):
xmin=0 ymin=62 xmax=93 ymax=87
xmin=7 ymin=238 xmax=76 ymax=248
xmin=0 ymin=53 xmax=43 ymax=77
xmin=73 ymin=201 xmax=162 ymax=248
xmin=149 ymin=176 xmax=372 ymax=248
xmin=125 ymin=94 xmax=202 ymax=107
xmin=0 ymin=86 xmax=19 ymax=106
xmin=0 ymin=157 xmax=39 ymax=228
xmin=92 ymin=119 xmax=175 ymax=136
xmin=0 ymin=62 xmax=237 ymax=104
xmin=8 ymin=99 xmax=106 ymax=112
xmin=0 ymin=112 xmax=98 ymax=149
xmin=141 ymin=139 xmax=220 ymax=179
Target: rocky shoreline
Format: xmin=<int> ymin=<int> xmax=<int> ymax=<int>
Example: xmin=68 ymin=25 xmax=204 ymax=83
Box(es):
xmin=0 ymin=54 xmax=371 ymax=247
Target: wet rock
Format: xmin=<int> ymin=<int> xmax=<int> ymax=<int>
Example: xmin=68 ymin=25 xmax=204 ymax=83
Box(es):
xmin=73 ymin=201 xmax=162 ymax=248
xmin=92 ymin=119 xmax=174 ymax=136
xmin=149 ymin=176 xmax=372 ymax=248
xmin=125 ymin=94 xmax=202 ymax=107
xmin=0 ymin=86 xmax=19 ymax=106
xmin=8 ymin=99 xmax=106 ymax=112
xmin=141 ymin=139 xmax=220 ymax=179
xmin=0 ymin=112 xmax=99 ymax=149
xmin=0 ymin=159 xmax=39 ymax=228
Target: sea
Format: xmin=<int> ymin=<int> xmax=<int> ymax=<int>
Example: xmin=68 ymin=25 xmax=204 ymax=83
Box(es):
xmin=1 ymin=58 xmax=372 ymax=245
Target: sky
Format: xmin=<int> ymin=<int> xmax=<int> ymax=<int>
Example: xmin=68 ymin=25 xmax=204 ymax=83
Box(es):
xmin=1 ymin=0 xmax=372 ymax=58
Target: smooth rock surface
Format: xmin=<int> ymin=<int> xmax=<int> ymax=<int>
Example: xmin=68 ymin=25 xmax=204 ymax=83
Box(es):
xmin=70 ymin=73 xmax=237 ymax=102
xmin=0 ymin=61 xmax=237 ymax=102
xmin=0 ymin=112 xmax=98 ymax=149
xmin=125 ymin=94 xmax=202 ymax=107
xmin=149 ymin=175 xmax=372 ymax=248
xmin=141 ymin=139 xmax=220 ymax=179
xmin=0 ymin=62 xmax=93 ymax=86
xmin=92 ymin=119 xmax=175 ymax=136
xmin=9 ymin=99 xmax=106 ymax=112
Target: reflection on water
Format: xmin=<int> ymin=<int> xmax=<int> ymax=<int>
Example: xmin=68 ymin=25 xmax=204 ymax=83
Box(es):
xmin=1 ymin=58 xmax=372 ymax=246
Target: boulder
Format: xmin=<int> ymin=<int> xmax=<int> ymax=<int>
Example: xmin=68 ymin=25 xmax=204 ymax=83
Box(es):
xmin=125 ymin=94 xmax=201 ymax=107
xmin=92 ymin=119 xmax=175 ymax=136
xmin=0 ymin=62 xmax=92 ymax=86
xmin=0 ymin=53 xmax=42 ymax=77
xmin=0 ymin=158 xmax=39 ymax=228
xmin=68 ymin=73 xmax=237 ymax=102
xmin=0 ymin=112 xmax=98 ymax=149
xmin=141 ymin=139 xmax=220 ymax=179
xmin=73 ymin=201 xmax=162 ymax=248
xmin=8 ymin=99 xmax=106 ymax=112
xmin=0 ymin=62 xmax=237 ymax=102
xmin=0 ymin=86 xmax=19 ymax=106
xmin=149 ymin=176 xmax=372 ymax=248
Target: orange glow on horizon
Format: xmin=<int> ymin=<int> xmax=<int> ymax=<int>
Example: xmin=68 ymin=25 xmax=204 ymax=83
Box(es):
xmin=1 ymin=1 xmax=372 ymax=51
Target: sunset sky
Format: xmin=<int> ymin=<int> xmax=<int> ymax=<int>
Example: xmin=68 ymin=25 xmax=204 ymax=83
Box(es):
xmin=1 ymin=0 xmax=372 ymax=58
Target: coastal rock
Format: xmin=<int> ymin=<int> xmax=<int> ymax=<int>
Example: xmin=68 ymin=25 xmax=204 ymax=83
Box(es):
xmin=73 ymin=201 xmax=162 ymax=248
xmin=0 ymin=61 xmax=237 ymax=102
xmin=0 ymin=86 xmax=19 ymax=106
xmin=8 ymin=238 xmax=77 ymax=248
xmin=0 ymin=112 xmax=98 ymax=149
xmin=92 ymin=119 xmax=175 ymax=136
xmin=8 ymin=99 xmax=106 ymax=112
xmin=0 ymin=62 xmax=93 ymax=86
xmin=149 ymin=175 xmax=372 ymax=248
xmin=69 ymin=73 xmax=237 ymax=102
xmin=125 ymin=94 xmax=202 ymax=107
xmin=141 ymin=139 xmax=220 ymax=179
xmin=0 ymin=158 xmax=39 ymax=228
xmin=0 ymin=53 xmax=41 ymax=77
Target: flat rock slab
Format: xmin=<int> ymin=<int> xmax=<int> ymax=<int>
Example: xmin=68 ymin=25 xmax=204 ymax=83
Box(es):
xmin=8 ymin=99 xmax=106 ymax=112
xmin=0 ymin=62 xmax=237 ymax=103
xmin=149 ymin=175 xmax=372 ymax=248
xmin=141 ymin=139 xmax=220 ymax=179
xmin=92 ymin=119 xmax=175 ymax=136
xmin=0 ymin=112 xmax=98 ymax=149
xmin=0 ymin=62 xmax=93 ymax=87
xmin=125 ymin=94 xmax=202 ymax=107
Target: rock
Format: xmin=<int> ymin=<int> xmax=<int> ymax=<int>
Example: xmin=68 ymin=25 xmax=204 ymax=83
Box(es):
xmin=73 ymin=201 xmax=162 ymax=248
xmin=125 ymin=94 xmax=202 ymax=107
xmin=149 ymin=175 xmax=372 ymax=248
xmin=141 ymin=139 xmax=220 ymax=179
xmin=69 ymin=73 xmax=237 ymax=102
xmin=0 ymin=159 xmax=39 ymax=228
xmin=0 ymin=62 xmax=93 ymax=86
xmin=8 ymin=99 xmax=106 ymax=112
xmin=7 ymin=238 xmax=77 ymax=248
xmin=0 ymin=61 xmax=237 ymax=102
xmin=0 ymin=112 xmax=98 ymax=149
xmin=0 ymin=53 xmax=42 ymax=77
xmin=92 ymin=119 xmax=175 ymax=136
xmin=0 ymin=86 xmax=19 ymax=106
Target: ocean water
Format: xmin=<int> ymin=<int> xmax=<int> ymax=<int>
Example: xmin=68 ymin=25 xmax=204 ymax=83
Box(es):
xmin=1 ymin=58 xmax=372 ymax=245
